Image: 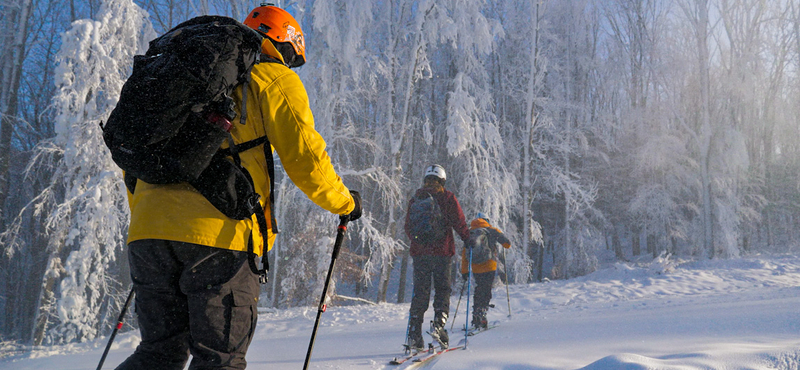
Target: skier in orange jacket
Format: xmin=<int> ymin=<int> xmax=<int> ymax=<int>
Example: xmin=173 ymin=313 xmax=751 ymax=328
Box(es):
xmin=460 ymin=213 xmax=511 ymax=329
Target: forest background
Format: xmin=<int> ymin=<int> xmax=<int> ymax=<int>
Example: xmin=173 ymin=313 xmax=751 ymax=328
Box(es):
xmin=0 ymin=0 xmax=797 ymax=348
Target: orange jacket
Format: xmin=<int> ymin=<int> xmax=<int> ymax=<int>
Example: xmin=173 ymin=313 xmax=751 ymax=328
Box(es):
xmin=126 ymin=40 xmax=354 ymax=255
xmin=460 ymin=218 xmax=511 ymax=274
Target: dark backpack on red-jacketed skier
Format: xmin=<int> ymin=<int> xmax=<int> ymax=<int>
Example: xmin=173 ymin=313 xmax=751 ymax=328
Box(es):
xmin=407 ymin=165 xmax=449 ymax=244
xmin=408 ymin=192 xmax=447 ymax=244
xmin=101 ymin=15 xmax=276 ymax=278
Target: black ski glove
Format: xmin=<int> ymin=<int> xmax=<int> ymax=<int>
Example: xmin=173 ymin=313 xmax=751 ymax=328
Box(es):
xmin=345 ymin=190 xmax=362 ymax=221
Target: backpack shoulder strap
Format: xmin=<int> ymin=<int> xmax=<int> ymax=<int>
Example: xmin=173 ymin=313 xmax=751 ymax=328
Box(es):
xmin=224 ymin=132 xmax=274 ymax=283
xmin=219 ymin=73 xmax=278 ymax=235
xmin=226 ymin=75 xmax=277 ymax=282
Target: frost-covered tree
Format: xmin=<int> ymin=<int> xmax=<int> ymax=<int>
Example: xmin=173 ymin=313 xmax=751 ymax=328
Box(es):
xmin=439 ymin=0 xmax=512 ymax=224
xmin=491 ymin=0 xmax=551 ymax=281
xmin=0 ymin=0 xmax=106 ymax=344
xmin=715 ymin=0 xmax=796 ymax=254
xmin=243 ymin=0 xmax=399 ymax=304
xmin=1 ymin=0 xmax=154 ymax=344
xmin=672 ymin=0 xmax=719 ymax=257
xmin=596 ymin=0 xmax=692 ymax=259
xmin=303 ymin=0 xmax=399 ymax=303
xmin=525 ymin=0 xmax=603 ymax=278
xmin=0 ymin=0 xmax=34 ymax=233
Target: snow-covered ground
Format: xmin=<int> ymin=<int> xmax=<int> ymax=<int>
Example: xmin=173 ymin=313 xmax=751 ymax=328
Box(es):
xmin=3 ymin=253 xmax=800 ymax=369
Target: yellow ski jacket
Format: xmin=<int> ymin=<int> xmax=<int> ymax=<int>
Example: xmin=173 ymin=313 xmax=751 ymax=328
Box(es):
xmin=126 ymin=41 xmax=354 ymax=256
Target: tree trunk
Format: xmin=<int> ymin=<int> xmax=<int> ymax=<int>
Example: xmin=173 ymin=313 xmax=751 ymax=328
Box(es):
xmin=667 ymin=222 xmax=677 ymax=255
xmin=647 ymin=234 xmax=657 ymax=258
xmin=33 ymin=258 xmax=58 ymax=346
xmin=0 ymin=0 xmax=33 ymax=231
xmin=536 ymin=240 xmax=544 ymax=282
xmin=613 ymin=227 xmax=626 ymax=260
xmin=690 ymin=0 xmax=715 ymax=258
xmin=377 ymin=264 xmax=391 ymax=303
xmin=396 ymin=249 xmax=409 ymax=303
xmin=523 ymin=0 xmax=542 ymax=268
xmin=794 ymin=2 xmax=800 ymax=64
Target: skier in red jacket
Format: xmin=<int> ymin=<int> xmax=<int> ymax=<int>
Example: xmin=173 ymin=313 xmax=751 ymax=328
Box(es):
xmin=404 ymin=164 xmax=469 ymax=350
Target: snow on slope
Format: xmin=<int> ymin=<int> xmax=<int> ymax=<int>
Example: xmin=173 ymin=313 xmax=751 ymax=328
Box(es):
xmin=3 ymin=254 xmax=800 ymax=369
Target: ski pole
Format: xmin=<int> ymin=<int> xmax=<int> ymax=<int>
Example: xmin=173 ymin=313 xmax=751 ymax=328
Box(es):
xmin=503 ymin=246 xmax=511 ymax=318
xmin=403 ymin=313 xmax=411 ymax=354
xmin=303 ymin=216 xmax=350 ymax=370
xmin=96 ymin=287 xmax=135 ymax=370
xmin=450 ymin=274 xmax=467 ymax=331
xmin=464 ymin=247 xmax=473 ymax=349
xmin=403 ymin=289 xmax=414 ymax=354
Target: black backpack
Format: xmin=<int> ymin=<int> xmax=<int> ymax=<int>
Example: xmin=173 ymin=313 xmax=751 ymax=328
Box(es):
xmin=467 ymin=227 xmax=494 ymax=264
xmin=102 ymin=16 xmax=275 ymax=281
xmin=407 ymin=192 xmax=447 ymax=243
xmin=104 ymin=16 xmax=262 ymax=186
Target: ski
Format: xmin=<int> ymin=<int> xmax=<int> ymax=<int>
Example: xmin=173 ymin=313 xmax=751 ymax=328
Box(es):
xmin=463 ymin=320 xmax=500 ymax=336
xmin=389 ymin=353 xmax=419 ymax=366
xmin=408 ymin=345 xmax=464 ymax=367
xmin=389 ymin=351 xmax=424 ymax=365
xmin=389 ymin=344 xmax=436 ymax=365
xmin=467 ymin=323 xmax=499 ymax=336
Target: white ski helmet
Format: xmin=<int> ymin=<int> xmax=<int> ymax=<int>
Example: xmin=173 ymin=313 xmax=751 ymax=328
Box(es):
xmin=423 ymin=164 xmax=446 ymax=181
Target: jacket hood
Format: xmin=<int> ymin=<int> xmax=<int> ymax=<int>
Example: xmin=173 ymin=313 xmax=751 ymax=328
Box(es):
xmin=261 ymin=38 xmax=286 ymax=65
xmin=470 ymin=218 xmax=490 ymax=229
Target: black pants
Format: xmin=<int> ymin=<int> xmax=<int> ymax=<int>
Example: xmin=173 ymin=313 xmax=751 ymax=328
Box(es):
xmin=116 ymin=240 xmax=259 ymax=370
xmin=409 ymin=256 xmax=452 ymax=320
xmin=472 ymin=271 xmax=495 ymax=311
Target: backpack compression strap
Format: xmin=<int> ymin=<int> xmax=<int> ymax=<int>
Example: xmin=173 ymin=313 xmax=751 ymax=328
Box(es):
xmin=223 ymin=75 xmax=277 ymax=283
xmin=217 ymin=135 xmax=278 ymax=236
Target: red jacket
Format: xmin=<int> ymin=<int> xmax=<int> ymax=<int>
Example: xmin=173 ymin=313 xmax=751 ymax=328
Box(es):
xmin=404 ymin=184 xmax=470 ymax=257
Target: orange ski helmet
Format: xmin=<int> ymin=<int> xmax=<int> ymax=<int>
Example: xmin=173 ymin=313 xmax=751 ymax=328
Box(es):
xmin=244 ymin=4 xmax=306 ymax=66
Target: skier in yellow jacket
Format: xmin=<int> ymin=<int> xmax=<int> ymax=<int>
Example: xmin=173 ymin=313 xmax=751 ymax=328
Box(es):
xmin=460 ymin=213 xmax=510 ymax=329
xmin=117 ymin=5 xmax=361 ymax=370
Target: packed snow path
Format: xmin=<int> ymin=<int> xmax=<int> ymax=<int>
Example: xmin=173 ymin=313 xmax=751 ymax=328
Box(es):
xmin=3 ymin=254 xmax=800 ymax=369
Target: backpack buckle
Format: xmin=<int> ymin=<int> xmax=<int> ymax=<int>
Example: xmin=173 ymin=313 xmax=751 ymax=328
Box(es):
xmin=245 ymin=193 xmax=262 ymax=214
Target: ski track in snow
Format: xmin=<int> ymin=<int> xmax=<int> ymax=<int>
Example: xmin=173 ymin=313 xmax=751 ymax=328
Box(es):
xmin=2 ymin=254 xmax=800 ymax=369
